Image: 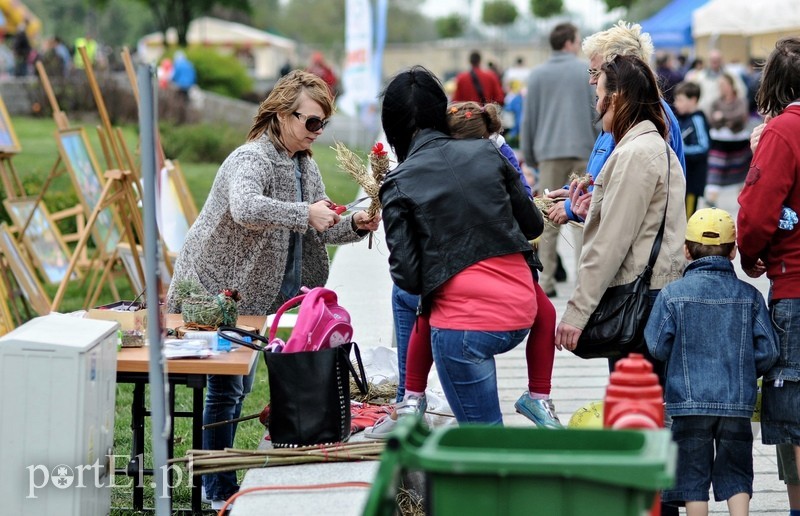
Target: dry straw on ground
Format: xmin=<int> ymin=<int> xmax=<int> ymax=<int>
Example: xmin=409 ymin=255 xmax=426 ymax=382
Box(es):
xmin=397 ymin=486 xmax=425 ymax=516
xmin=350 ymin=375 xmax=397 ymax=405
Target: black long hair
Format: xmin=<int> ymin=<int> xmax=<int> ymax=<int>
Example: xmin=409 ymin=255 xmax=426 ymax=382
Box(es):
xmin=380 ymin=66 xmax=449 ymax=163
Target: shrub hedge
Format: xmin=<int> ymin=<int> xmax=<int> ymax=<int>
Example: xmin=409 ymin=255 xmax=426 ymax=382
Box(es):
xmin=185 ymin=46 xmax=254 ymax=100
xmin=159 ymin=122 xmax=244 ymax=164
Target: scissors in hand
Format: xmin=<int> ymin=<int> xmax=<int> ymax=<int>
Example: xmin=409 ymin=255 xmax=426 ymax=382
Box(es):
xmin=327 ymin=196 xmax=370 ymax=215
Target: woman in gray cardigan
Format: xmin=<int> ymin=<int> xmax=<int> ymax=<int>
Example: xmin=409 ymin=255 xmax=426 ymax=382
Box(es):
xmin=166 ymin=70 xmax=379 ymax=507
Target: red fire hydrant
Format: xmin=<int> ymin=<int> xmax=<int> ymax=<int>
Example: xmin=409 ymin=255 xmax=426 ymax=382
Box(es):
xmin=604 ymin=353 xmax=664 ymax=429
xmin=604 ymin=353 xmax=666 ymax=516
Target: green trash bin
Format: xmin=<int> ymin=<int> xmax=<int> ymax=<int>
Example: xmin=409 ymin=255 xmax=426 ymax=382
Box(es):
xmin=363 ymin=417 xmax=675 ymax=516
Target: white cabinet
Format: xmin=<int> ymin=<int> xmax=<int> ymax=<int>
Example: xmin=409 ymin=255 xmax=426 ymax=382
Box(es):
xmin=0 ymin=314 xmax=119 ymax=516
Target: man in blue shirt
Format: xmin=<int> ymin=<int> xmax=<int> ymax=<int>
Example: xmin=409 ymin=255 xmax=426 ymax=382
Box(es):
xmin=171 ymin=51 xmax=197 ymax=123
xmin=171 ymin=50 xmax=197 ymax=98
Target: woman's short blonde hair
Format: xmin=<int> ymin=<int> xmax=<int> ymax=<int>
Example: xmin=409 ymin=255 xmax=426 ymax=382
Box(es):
xmin=582 ymin=20 xmax=654 ymax=64
xmin=247 ymin=70 xmax=335 ymax=155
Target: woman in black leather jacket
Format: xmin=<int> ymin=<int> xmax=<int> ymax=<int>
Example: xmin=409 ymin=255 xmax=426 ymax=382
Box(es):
xmin=379 ymin=66 xmax=544 ymax=423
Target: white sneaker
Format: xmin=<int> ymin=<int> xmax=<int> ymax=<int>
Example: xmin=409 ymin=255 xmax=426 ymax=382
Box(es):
xmin=212 ymin=499 xmax=231 ymax=511
xmin=202 ymin=486 xmax=232 ymax=511
xmin=364 ymin=394 xmax=427 ymax=439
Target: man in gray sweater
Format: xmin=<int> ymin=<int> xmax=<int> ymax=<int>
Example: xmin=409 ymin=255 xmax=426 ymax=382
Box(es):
xmin=521 ymin=22 xmax=598 ymax=296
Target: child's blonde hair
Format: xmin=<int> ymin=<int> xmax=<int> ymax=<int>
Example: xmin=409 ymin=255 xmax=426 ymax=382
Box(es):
xmin=446 ymin=101 xmax=503 ymax=139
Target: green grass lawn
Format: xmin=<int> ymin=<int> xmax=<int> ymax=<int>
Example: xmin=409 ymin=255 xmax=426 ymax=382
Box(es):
xmin=8 ymin=115 xmax=361 ymax=514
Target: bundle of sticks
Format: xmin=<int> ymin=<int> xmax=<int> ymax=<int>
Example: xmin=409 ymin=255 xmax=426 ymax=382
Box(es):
xmin=334 ymin=141 xmax=391 ymax=247
xmin=534 ymin=171 xmax=594 ymax=229
xmin=172 ymin=441 xmax=386 ymax=475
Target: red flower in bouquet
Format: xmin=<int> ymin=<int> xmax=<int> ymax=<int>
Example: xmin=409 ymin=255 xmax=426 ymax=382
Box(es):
xmin=371 ymin=142 xmax=387 ymax=156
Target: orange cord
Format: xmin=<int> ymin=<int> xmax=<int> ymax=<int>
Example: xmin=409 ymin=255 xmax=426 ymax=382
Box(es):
xmin=217 ymin=481 xmax=372 ymax=514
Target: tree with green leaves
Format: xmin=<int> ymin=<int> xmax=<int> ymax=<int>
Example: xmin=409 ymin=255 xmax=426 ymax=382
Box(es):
xmin=482 ymin=0 xmax=518 ymax=26
xmin=89 ymin=0 xmax=252 ymax=46
xmin=531 ymin=0 xmax=564 ymax=19
xmin=23 ymin=0 xmax=157 ymax=48
xmin=435 ymin=14 xmax=466 ymax=39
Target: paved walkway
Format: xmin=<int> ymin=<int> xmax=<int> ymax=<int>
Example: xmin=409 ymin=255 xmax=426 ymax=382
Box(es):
xmin=233 ymin=183 xmax=790 ymax=515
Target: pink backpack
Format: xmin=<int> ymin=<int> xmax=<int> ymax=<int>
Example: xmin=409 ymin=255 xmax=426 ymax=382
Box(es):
xmin=269 ymin=286 xmax=353 ymax=353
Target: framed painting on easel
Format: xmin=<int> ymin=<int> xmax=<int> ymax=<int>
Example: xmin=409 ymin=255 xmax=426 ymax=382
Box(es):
xmin=0 ymin=95 xmax=21 ymax=154
xmin=0 ymin=223 xmax=51 ymax=316
xmin=4 ymin=198 xmax=78 ymax=285
xmin=54 ymin=127 xmax=123 ymax=254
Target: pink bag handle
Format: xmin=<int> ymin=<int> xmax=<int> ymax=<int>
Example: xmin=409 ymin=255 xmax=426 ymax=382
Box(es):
xmin=268 ymin=290 xmax=308 ymax=342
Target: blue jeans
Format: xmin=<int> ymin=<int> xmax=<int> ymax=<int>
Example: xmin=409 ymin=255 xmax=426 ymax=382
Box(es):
xmin=762 ymin=297 xmax=800 ymax=445
xmin=662 ymin=415 xmax=753 ymax=505
xmin=202 ymin=362 xmax=258 ymax=500
xmin=430 ymin=327 xmax=529 ymax=424
xmin=777 ymin=443 xmax=800 ymax=484
xmin=392 ymin=285 xmax=419 ymax=402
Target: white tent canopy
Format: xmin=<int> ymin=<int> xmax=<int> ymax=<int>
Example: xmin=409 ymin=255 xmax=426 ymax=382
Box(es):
xmin=183 ymin=17 xmax=295 ymax=48
xmin=693 ymin=0 xmax=800 ymax=37
xmin=139 ymin=17 xmax=297 ymax=80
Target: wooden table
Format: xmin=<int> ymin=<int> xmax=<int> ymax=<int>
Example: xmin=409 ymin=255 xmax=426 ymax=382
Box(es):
xmin=116 ymin=314 xmax=264 ymax=514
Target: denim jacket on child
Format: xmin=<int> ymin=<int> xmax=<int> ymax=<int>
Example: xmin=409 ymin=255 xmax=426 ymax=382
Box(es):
xmin=645 ymin=256 xmax=780 ymax=418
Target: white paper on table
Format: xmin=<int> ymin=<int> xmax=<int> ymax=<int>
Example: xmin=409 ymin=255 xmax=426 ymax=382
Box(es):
xmin=163 ymin=339 xmax=213 ymax=359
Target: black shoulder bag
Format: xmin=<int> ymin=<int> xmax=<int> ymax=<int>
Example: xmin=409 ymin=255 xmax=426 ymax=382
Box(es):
xmin=573 ymin=142 xmax=671 ymax=360
xmin=218 ymin=327 xmax=368 ymax=448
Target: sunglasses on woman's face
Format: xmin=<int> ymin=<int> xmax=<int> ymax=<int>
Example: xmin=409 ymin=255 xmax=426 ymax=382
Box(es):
xmin=292 ymin=111 xmax=329 ymax=132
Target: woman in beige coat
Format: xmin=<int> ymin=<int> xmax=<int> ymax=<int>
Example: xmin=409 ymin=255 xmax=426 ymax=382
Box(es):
xmin=556 ymin=55 xmax=687 ymax=381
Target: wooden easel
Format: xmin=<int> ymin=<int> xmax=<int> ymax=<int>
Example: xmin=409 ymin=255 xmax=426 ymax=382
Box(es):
xmin=78 ymin=45 xmax=154 ymax=292
xmin=0 ymin=263 xmax=27 ymax=326
xmin=32 ymin=61 xmax=89 ymax=259
xmin=38 ymin=57 xmax=142 ymax=305
xmin=0 ymin=94 xmax=24 ymax=199
xmin=121 ymin=47 xmax=194 ymax=261
xmin=66 ymin=47 xmax=144 ymax=302
xmin=79 ymin=47 xmax=129 ymax=175
xmin=122 ymin=47 xmax=198 ymax=225
xmin=36 ymin=62 xmax=133 ymax=303
xmin=51 ymin=168 xmax=146 ymax=311
xmin=0 ymin=267 xmax=18 ymax=335
xmin=0 ymin=153 xmax=25 ymax=199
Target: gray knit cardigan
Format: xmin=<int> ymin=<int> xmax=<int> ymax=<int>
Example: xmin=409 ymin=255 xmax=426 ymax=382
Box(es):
xmin=166 ymin=134 xmax=366 ymax=315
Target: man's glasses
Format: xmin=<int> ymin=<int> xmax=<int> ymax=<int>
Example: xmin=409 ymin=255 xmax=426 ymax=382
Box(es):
xmin=587 ymin=68 xmax=601 ymax=79
xmin=293 ymin=112 xmax=329 ymax=132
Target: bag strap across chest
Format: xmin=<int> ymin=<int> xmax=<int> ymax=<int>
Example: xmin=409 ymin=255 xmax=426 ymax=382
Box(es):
xmin=642 ymin=141 xmax=671 ymax=284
